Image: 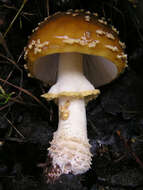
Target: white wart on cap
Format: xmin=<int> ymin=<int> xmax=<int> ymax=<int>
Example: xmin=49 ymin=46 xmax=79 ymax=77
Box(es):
xmin=24 ymin=10 xmax=127 ymax=92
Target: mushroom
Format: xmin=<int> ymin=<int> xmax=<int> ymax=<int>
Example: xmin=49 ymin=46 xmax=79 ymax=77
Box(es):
xmin=24 ymin=10 xmax=127 ymax=182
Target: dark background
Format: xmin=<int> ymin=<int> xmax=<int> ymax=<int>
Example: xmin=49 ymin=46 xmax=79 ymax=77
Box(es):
xmin=0 ymin=0 xmax=143 ymax=189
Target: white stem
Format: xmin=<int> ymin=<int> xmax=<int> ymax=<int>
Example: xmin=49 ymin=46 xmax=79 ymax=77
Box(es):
xmin=48 ymin=97 xmax=92 ymax=175
xmin=48 ymin=53 xmax=95 ymax=94
xmin=58 ymin=97 xmax=87 ymax=141
xmin=47 ymin=53 xmax=95 ymax=178
xmin=58 ymin=52 xmax=83 ymax=79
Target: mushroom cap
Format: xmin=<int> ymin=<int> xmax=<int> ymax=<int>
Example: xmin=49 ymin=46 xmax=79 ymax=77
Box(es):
xmin=24 ymin=10 xmax=127 ymax=88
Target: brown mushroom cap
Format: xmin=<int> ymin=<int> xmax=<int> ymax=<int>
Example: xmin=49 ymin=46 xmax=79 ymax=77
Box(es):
xmin=24 ymin=10 xmax=127 ymax=87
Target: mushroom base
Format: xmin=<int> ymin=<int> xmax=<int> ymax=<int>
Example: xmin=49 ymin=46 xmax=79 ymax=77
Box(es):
xmin=48 ymin=133 xmax=92 ymax=174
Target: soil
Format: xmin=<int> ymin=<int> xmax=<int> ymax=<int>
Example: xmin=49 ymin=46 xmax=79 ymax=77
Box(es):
xmin=0 ymin=0 xmax=143 ymax=190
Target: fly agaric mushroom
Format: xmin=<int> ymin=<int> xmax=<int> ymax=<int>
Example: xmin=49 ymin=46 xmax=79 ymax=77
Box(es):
xmin=24 ymin=10 xmax=127 ymax=182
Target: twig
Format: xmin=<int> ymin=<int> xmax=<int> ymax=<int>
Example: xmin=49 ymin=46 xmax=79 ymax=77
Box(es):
xmin=2 ymin=4 xmax=35 ymax=16
xmin=0 ymin=102 xmax=13 ymax=111
xmin=0 ymin=77 xmax=50 ymax=112
xmin=116 ymin=130 xmax=143 ymax=168
xmin=5 ymin=117 xmax=25 ymax=139
xmin=0 ymin=32 xmax=14 ymax=58
xmin=46 ymin=0 xmax=49 ymax=16
xmin=0 ymin=52 xmax=24 ymax=97
xmin=4 ymin=0 xmax=28 ymax=37
xmin=0 ymin=137 xmax=25 ymax=143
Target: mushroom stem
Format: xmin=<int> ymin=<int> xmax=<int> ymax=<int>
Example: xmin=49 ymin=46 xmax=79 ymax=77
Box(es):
xmin=48 ymin=97 xmax=92 ymax=177
xmin=58 ymin=98 xmax=88 ymax=140
xmin=48 ymin=53 xmax=96 ymax=94
xmin=58 ymin=52 xmax=83 ymax=82
xmin=46 ymin=53 xmax=98 ymax=180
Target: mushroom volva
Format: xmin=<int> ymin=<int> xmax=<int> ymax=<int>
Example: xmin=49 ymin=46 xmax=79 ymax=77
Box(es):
xmin=24 ymin=10 xmax=127 ymax=182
